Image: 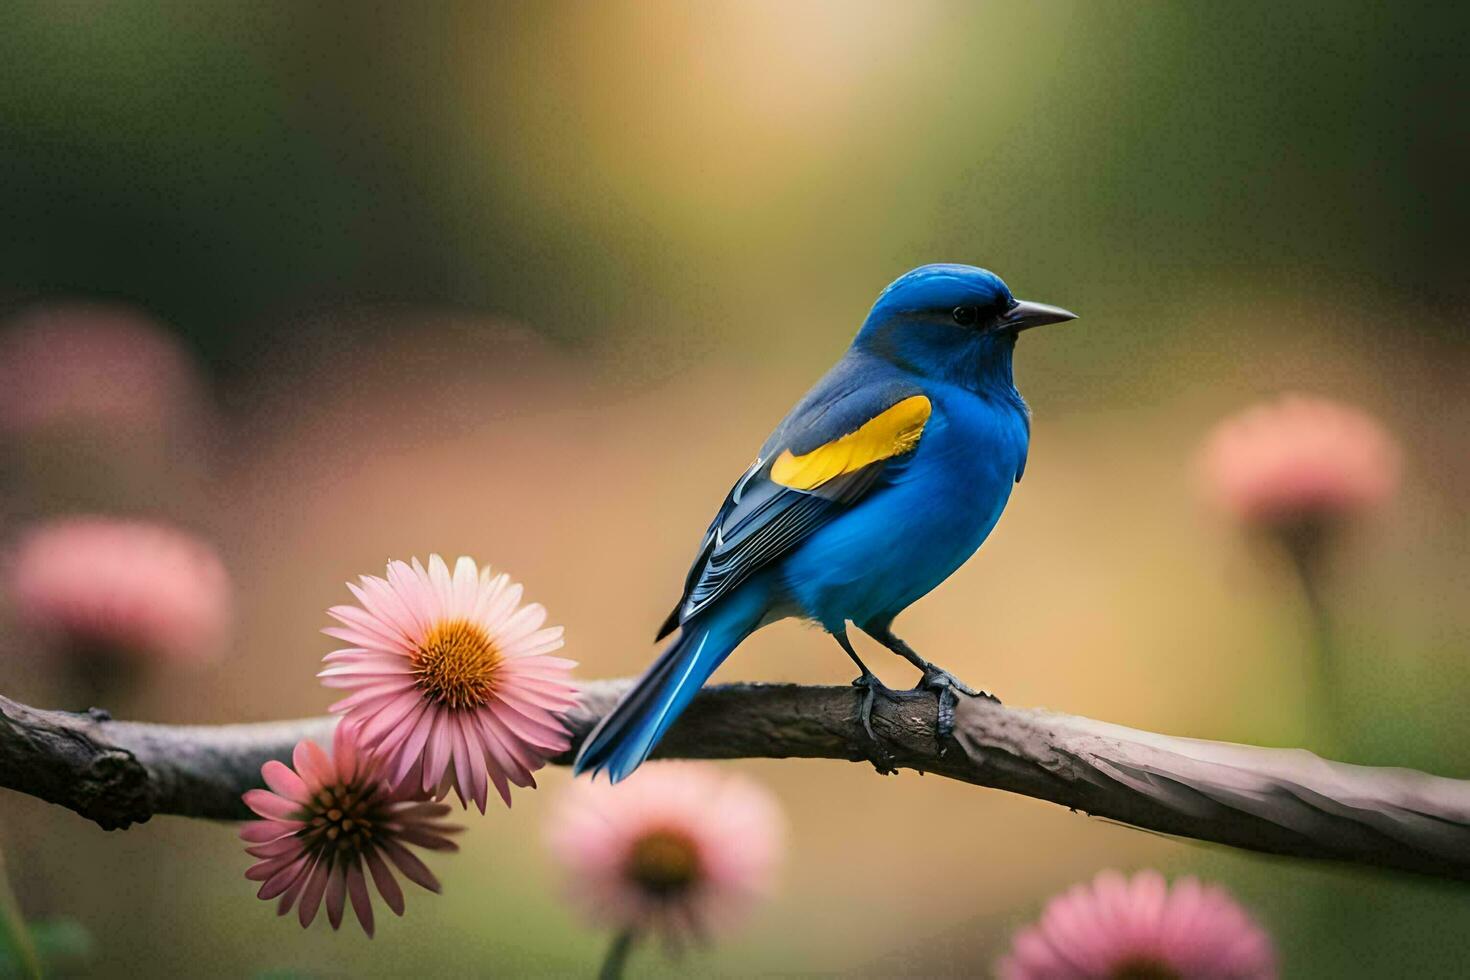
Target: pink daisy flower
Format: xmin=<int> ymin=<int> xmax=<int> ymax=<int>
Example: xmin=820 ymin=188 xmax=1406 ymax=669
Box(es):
xmin=242 ymin=722 xmax=462 ymax=936
xmin=1198 ymin=395 xmax=1400 ymax=533
xmin=319 ymin=555 xmax=578 ymax=812
xmin=546 ymin=762 xmax=785 ymax=948
xmin=4 ymin=516 xmax=232 ymax=664
xmin=998 ymin=869 xmax=1277 ymax=980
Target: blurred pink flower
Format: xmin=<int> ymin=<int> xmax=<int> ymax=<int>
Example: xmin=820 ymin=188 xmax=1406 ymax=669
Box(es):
xmin=1199 ymin=395 xmax=1400 ymax=532
xmin=546 ymin=762 xmax=784 ymax=947
xmin=998 ymin=869 xmax=1277 ymax=980
xmin=0 ymin=303 xmax=205 ymax=436
xmin=242 ymin=722 xmax=462 ymax=936
xmin=4 ymin=516 xmax=232 ymax=664
xmin=320 ymin=555 xmax=578 ymax=812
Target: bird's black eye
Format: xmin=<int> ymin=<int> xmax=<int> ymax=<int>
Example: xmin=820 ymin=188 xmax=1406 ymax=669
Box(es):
xmin=951 ymin=306 xmax=978 ymax=326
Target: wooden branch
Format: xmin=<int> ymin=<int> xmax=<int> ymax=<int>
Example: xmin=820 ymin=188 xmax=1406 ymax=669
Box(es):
xmin=2 ymin=682 xmax=1468 ymax=883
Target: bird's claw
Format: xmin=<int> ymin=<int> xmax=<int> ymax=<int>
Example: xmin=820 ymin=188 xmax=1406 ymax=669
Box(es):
xmin=851 ymin=673 xmax=900 ymax=773
xmin=915 ymin=668 xmax=998 ymax=739
xmin=850 ymin=672 xmax=896 ymax=743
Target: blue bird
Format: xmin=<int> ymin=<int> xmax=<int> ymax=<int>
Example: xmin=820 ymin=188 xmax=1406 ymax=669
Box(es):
xmin=574 ymin=264 xmax=1076 ymax=782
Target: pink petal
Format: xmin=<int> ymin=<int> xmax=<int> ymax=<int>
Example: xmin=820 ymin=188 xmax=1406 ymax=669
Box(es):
xmin=317 ymin=658 xmax=412 ymax=679
xmin=497 ymin=601 xmax=547 ymax=642
xmin=480 ymin=581 xmax=523 ymax=629
xmin=355 ymin=574 xmax=422 ymax=638
xmin=365 ymin=847 xmax=405 ymax=916
xmin=297 ymin=853 xmax=332 ymax=928
xmin=496 ymin=675 xmax=580 ymax=711
xmin=261 ymin=761 xmax=310 ymax=803
xmin=450 ymin=557 xmax=478 ymax=618
xmin=327 ymin=602 xmax=411 ymax=647
xmin=325 ymin=864 xmax=347 ymax=930
xmin=330 ymin=681 xmax=418 ymax=714
xmin=346 ymin=859 xmax=375 ymax=937
xmin=388 ymin=799 xmax=455 ymax=822
xmin=379 ymin=839 xmax=440 ymax=893
xmin=275 ymin=866 xmax=310 ymax=917
xmin=355 ymin=690 xmax=428 ymax=747
xmin=499 ymin=671 xmax=580 ymax=696
xmin=257 ymin=854 xmax=309 ymax=901
xmin=501 ymin=627 xmax=565 ymax=659
xmin=469 ymin=572 xmax=509 ymax=622
xmin=391 ymin=705 xmax=438 ymax=786
xmin=421 ymin=718 xmax=453 ymax=794
xmin=455 ymin=712 xmax=489 ymax=813
xmin=246 ymin=837 xmax=306 ymax=860
xmin=331 ymin=721 xmax=358 ymax=779
xmin=321 ymin=626 xmax=400 ymax=653
xmin=517 ymin=655 xmax=577 ymax=672
xmin=243 ymin=790 xmax=301 ymax=822
xmin=322 ymin=646 xmax=392 ymax=663
xmin=396 ymin=827 xmax=460 ymax=852
xmin=292 ymin=740 xmax=336 ymax=788
xmin=492 ymin=694 xmax=570 ymax=748
xmin=240 ymin=819 xmax=300 ymax=843
xmin=383 ymin=563 xmax=433 ymax=635
xmin=492 ymin=681 xmax=569 ymax=719
xmin=476 ymin=708 xmax=542 ymax=782
xmin=394 ymin=801 xmax=454 ymax=820
xmin=246 ymin=853 xmax=301 ymax=882
xmin=470 ymin=713 xmax=526 ymax=805
xmin=488 ymin=767 xmax=513 ymax=809
xmin=320 ymin=672 xmax=409 ymax=691
xmin=448 ymin=715 xmax=475 ymax=809
xmin=426 ymin=555 xmax=455 ymax=613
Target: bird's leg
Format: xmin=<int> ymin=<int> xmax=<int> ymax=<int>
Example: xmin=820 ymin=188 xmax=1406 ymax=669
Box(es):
xmin=832 ymin=629 xmax=895 ymax=749
xmin=859 ymin=624 xmax=998 ymax=738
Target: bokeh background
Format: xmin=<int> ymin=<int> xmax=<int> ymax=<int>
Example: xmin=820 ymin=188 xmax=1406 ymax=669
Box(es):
xmin=1 ymin=1 xmax=1467 ymax=976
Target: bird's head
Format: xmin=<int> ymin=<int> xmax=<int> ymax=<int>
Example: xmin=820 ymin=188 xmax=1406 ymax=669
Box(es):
xmin=854 ymin=264 xmax=1076 ymax=391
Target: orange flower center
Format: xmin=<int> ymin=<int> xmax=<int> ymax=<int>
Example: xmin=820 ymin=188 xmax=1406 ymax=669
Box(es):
xmin=411 ymin=619 xmax=502 ymax=709
xmin=1109 ymin=958 xmax=1181 ymax=980
xmin=626 ymin=828 xmax=703 ymax=898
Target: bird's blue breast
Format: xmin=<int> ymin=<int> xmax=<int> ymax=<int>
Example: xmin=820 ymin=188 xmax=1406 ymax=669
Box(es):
xmin=779 ymin=383 xmax=1029 ymax=630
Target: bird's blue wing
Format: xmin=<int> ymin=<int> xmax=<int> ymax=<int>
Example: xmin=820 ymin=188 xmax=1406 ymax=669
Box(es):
xmin=655 ymin=361 xmax=928 ymax=639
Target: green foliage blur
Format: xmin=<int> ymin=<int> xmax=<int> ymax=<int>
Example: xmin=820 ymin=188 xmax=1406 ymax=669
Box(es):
xmin=0 ymin=2 xmax=1466 ymax=978
xmin=2 ymin=1 xmax=1464 ymax=371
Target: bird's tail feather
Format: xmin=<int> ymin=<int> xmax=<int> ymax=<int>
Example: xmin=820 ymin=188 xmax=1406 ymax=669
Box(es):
xmin=573 ymin=592 xmax=761 ymax=782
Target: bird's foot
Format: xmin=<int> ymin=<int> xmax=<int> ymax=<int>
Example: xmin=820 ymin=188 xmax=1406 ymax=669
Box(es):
xmin=915 ymin=668 xmax=998 ymax=739
xmin=850 ymin=672 xmax=898 ymax=742
xmin=850 ymin=672 xmax=900 ymax=774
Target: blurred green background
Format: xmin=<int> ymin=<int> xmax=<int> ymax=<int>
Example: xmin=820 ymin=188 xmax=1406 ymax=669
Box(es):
xmin=1 ymin=1 xmax=1467 ymax=977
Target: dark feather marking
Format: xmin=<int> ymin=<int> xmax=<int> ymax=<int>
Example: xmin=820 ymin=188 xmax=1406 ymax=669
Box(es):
xmin=654 ymin=369 xmax=929 ymax=640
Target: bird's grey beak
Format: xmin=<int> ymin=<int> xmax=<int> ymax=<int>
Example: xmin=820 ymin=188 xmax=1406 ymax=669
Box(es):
xmin=1001 ymin=299 xmax=1078 ymax=332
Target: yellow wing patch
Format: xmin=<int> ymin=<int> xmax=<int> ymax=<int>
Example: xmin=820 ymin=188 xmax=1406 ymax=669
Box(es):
xmin=770 ymin=395 xmax=931 ymax=491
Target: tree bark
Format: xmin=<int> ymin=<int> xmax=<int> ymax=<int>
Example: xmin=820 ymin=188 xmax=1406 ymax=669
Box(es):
xmin=1 ymin=682 xmax=1467 ymax=883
